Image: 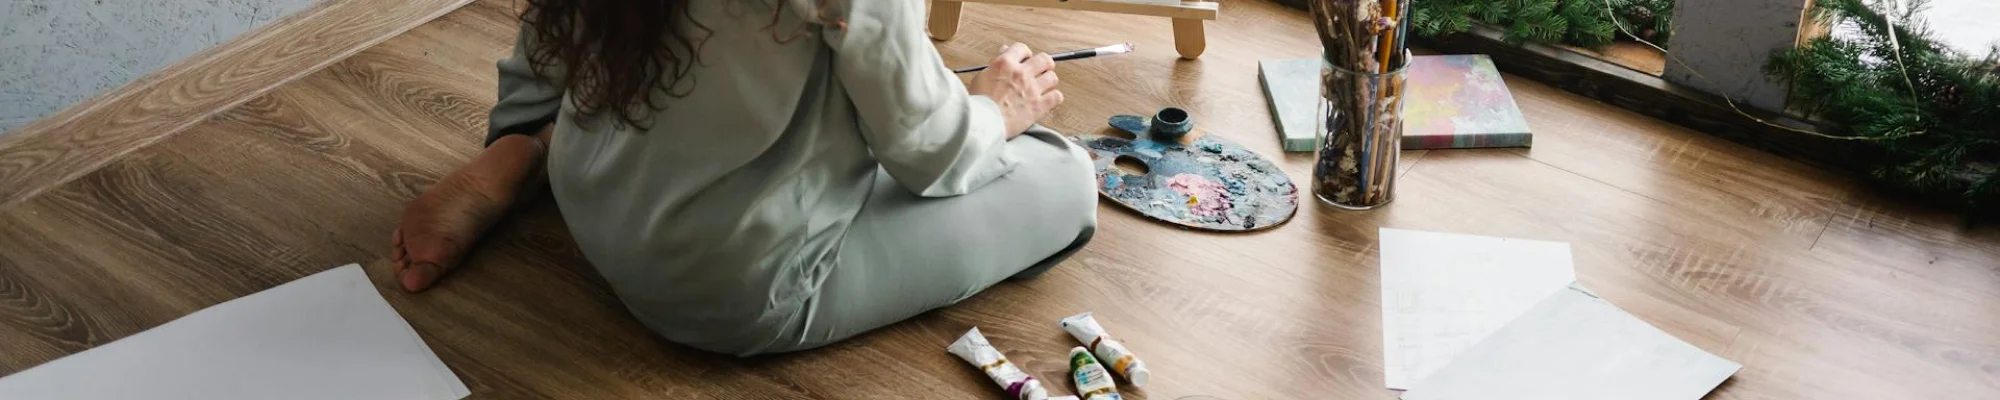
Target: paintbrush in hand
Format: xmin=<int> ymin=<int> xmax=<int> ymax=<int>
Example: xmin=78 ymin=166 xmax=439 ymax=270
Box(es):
xmin=951 ymin=43 xmax=1136 ymax=74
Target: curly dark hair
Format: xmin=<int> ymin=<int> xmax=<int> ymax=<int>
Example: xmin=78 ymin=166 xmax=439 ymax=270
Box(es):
xmin=522 ymin=0 xmax=837 ymax=129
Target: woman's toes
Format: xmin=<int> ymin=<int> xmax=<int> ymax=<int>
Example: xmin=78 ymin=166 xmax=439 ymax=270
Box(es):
xmin=386 ymin=137 xmax=541 ymax=293
xmin=391 ymin=229 xmax=407 ymax=263
xmin=403 ymin=261 xmax=448 ymax=292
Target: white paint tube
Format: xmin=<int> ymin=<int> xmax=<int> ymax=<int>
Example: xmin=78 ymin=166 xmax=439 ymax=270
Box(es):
xmin=1059 ymin=312 xmax=1152 ymax=387
xmin=948 ymin=327 xmax=1052 ymax=400
xmin=1068 ymin=346 xmax=1123 ymax=400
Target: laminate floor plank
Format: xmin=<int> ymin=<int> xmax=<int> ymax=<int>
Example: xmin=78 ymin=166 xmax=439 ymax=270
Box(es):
xmin=0 ymin=0 xmax=1993 ymax=398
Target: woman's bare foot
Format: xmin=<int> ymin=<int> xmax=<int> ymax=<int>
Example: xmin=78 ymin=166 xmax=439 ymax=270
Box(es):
xmin=391 ymin=134 xmax=547 ymax=291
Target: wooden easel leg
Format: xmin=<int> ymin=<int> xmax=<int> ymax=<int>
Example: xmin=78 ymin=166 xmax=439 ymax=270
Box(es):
xmin=1171 ymin=18 xmax=1206 ymax=59
xmin=928 ymin=1 xmax=964 ymax=40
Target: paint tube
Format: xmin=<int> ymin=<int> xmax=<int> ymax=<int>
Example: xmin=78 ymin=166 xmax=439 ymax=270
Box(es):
xmin=1059 ymin=312 xmax=1151 ymax=387
xmin=1068 ymin=346 xmax=1122 ymax=400
xmin=948 ymin=327 xmax=1051 ymax=400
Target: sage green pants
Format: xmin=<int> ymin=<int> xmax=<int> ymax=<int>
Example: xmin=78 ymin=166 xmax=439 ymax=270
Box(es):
xmin=759 ymin=127 xmax=1099 ymax=353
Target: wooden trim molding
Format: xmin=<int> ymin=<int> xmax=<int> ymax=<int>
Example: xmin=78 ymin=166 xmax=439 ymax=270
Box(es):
xmin=928 ymin=0 xmax=1217 ymax=58
xmin=0 ymin=0 xmax=474 ymax=209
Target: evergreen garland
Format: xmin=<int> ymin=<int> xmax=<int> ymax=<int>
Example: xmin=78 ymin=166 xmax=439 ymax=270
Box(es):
xmin=1506 ymin=0 xmax=1569 ymax=45
xmin=1766 ymin=0 xmax=2000 ymax=213
xmin=1559 ymin=0 xmax=1615 ymax=49
xmin=1411 ymin=0 xmax=1673 ymax=49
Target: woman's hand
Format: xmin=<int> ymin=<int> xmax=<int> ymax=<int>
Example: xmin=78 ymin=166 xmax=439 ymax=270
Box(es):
xmin=966 ymin=43 xmax=1064 ymax=138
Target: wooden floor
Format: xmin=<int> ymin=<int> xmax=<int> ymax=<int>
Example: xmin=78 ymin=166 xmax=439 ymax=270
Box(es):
xmin=0 ymin=0 xmax=471 ymax=208
xmin=2 ymin=0 xmax=1997 ymax=399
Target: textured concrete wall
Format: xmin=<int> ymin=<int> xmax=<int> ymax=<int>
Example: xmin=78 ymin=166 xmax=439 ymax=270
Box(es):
xmin=1663 ymin=0 xmax=1804 ymax=113
xmin=0 ymin=0 xmax=320 ymax=134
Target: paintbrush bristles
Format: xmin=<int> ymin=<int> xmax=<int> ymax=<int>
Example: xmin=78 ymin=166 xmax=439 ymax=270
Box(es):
xmin=1310 ymin=0 xmax=1395 ymax=74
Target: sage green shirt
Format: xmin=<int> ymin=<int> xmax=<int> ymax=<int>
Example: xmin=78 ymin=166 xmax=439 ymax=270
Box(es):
xmin=486 ymin=0 xmax=1017 ymax=352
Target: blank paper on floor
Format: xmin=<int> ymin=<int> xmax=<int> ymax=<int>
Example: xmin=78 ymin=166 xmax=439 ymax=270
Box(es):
xmin=1400 ymin=285 xmax=1741 ymax=400
xmin=1379 ymin=228 xmax=1576 ymax=389
xmin=0 ymin=264 xmax=470 ymax=400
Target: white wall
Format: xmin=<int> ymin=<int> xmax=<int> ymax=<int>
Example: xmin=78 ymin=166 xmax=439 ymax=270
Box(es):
xmin=0 ymin=0 xmax=320 ymax=134
xmin=1915 ymin=0 xmax=1999 ymax=55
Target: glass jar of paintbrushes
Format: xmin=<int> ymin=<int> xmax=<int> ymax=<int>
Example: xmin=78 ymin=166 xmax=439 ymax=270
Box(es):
xmin=1310 ymin=0 xmax=1412 ymax=210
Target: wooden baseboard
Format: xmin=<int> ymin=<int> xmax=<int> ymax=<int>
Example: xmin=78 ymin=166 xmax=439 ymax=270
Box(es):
xmin=0 ymin=0 xmax=474 ymax=209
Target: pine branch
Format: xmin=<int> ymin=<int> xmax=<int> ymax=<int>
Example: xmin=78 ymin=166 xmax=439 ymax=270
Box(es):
xmin=1472 ymin=0 xmax=1513 ymax=24
xmin=1651 ymin=9 xmax=1673 ymax=45
xmin=1767 ymin=0 xmax=2000 ymax=214
xmin=1559 ymin=0 xmax=1615 ymax=49
xmin=1447 ymin=3 xmax=1479 ymax=33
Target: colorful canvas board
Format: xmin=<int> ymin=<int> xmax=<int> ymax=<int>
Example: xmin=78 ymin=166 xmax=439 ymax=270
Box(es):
xmin=1075 ymin=114 xmax=1298 ymax=231
xmin=1259 ymin=58 xmax=1322 ymax=152
xmin=1260 ymin=55 xmax=1533 ymax=152
xmin=1401 ymin=55 xmax=1533 ymax=149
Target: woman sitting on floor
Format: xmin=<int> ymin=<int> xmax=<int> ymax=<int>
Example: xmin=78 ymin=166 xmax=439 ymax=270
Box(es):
xmin=388 ymin=0 xmax=1098 ymax=356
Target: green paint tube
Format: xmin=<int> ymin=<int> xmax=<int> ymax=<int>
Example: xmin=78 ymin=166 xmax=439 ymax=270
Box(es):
xmin=1068 ymin=346 xmax=1122 ymax=400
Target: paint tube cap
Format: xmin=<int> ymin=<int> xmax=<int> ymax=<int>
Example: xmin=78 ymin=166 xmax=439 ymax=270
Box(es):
xmin=1125 ymin=364 xmax=1151 ymax=387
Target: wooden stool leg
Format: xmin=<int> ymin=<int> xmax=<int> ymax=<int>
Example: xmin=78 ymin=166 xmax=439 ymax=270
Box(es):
xmin=928 ymin=1 xmax=964 ymax=40
xmin=1171 ymin=18 xmax=1206 ymax=59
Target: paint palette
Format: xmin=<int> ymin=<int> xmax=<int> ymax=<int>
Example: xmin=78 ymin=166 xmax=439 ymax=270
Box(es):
xmin=1075 ymin=111 xmax=1298 ymax=231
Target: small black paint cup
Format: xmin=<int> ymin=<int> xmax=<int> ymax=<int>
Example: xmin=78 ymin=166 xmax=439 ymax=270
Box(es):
xmin=1148 ymin=107 xmax=1193 ymax=141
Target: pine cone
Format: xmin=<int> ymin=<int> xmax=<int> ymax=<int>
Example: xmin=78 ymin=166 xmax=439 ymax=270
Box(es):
xmin=1939 ymin=85 xmax=1962 ymax=110
xmin=1623 ymin=4 xmax=1657 ymax=27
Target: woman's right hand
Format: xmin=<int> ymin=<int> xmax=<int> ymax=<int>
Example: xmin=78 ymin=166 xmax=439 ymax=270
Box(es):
xmin=966 ymin=43 xmax=1064 ymax=138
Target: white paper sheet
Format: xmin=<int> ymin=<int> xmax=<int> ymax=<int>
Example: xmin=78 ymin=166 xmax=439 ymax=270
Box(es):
xmin=1400 ymin=285 xmax=1742 ymax=400
xmin=1379 ymin=228 xmax=1575 ymax=389
xmin=0 ymin=264 xmax=470 ymax=400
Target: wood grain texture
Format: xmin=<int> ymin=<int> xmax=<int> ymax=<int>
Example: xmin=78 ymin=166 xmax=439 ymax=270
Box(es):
xmin=1172 ymin=18 xmax=1208 ymax=58
xmin=0 ymin=0 xmax=1996 ymax=399
xmin=928 ymin=0 xmax=965 ymax=40
xmin=0 ymin=0 xmax=474 ymax=210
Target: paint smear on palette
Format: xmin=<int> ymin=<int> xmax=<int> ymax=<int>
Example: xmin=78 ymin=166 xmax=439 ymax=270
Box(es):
xmin=1076 ymin=114 xmax=1298 ymax=231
